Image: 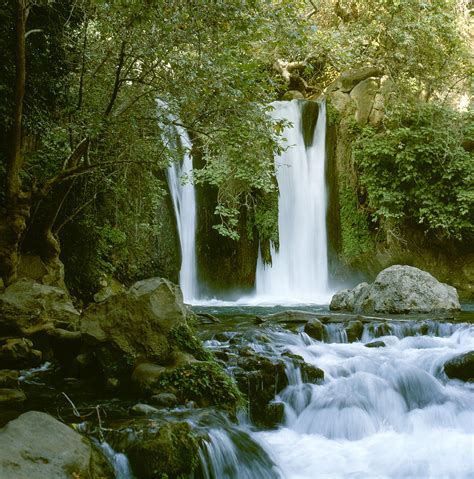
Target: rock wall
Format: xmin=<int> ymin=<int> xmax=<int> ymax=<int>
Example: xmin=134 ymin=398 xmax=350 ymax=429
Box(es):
xmin=195 ymin=181 xmax=259 ymax=297
xmin=325 ymin=68 xmax=474 ymax=299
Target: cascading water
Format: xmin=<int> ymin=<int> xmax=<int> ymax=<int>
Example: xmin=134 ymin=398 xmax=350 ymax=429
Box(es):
xmin=203 ymin=315 xmax=474 ymax=478
xmin=255 ymin=100 xmax=331 ymax=304
xmin=158 ymin=100 xmax=198 ymax=302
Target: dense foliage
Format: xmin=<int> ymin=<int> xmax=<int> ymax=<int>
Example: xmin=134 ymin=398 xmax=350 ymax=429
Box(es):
xmin=354 ymin=103 xmax=473 ymax=241
xmin=0 ymin=0 xmax=313 ymax=291
xmin=1 ymin=0 xmax=472 ymax=293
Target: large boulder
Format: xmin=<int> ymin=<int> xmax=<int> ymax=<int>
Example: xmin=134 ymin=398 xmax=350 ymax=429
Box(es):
xmin=330 ymin=265 xmax=461 ymax=314
xmin=81 ymin=278 xmax=188 ymax=380
xmin=444 ymin=351 xmax=474 ymax=381
xmin=0 ymin=411 xmax=113 ymax=478
xmin=0 ymin=279 xmax=80 ymax=336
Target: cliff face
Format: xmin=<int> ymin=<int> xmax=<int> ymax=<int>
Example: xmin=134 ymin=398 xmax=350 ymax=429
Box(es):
xmin=325 ymin=68 xmax=474 ymax=300
xmin=195 ymin=182 xmax=259 ymax=298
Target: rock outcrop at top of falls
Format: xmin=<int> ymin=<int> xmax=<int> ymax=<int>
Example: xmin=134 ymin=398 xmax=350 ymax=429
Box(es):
xmin=330 ymin=265 xmax=461 ymax=314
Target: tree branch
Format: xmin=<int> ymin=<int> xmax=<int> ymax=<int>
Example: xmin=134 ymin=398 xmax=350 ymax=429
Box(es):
xmin=104 ymin=40 xmax=126 ymax=116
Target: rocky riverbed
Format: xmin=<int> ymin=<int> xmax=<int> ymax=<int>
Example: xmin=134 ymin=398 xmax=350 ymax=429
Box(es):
xmin=1 ymin=271 xmax=473 ymax=478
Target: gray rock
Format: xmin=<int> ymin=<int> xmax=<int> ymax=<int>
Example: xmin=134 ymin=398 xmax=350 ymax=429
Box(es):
xmin=330 ymin=265 xmax=461 ymax=314
xmin=330 ymin=283 xmax=369 ymax=312
xmin=261 ymin=310 xmax=321 ymax=324
xmin=130 ymin=403 xmax=160 ymax=416
xmin=350 ymin=78 xmax=380 ymax=125
xmin=150 ymin=392 xmax=178 ymax=408
xmin=304 ymin=318 xmax=324 ymax=341
xmin=0 ymin=411 xmax=113 ymax=478
xmin=338 ymin=67 xmax=382 ymax=92
xmin=444 ymin=351 xmax=474 ymax=381
xmin=0 ymin=279 xmax=80 ymax=336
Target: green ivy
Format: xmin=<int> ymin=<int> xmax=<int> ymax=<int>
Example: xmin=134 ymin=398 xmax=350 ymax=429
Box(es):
xmin=339 ymin=183 xmax=374 ymax=259
xmin=354 ymin=102 xmax=473 ymax=241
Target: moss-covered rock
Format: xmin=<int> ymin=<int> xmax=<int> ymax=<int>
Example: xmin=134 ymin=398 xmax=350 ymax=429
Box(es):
xmin=444 ymin=351 xmax=474 ymax=382
xmin=154 ymin=361 xmax=244 ymax=414
xmin=127 ymin=422 xmax=200 ymax=479
xmin=80 ymin=278 xmax=188 ymax=382
xmin=168 ymin=322 xmax=213 ymax=362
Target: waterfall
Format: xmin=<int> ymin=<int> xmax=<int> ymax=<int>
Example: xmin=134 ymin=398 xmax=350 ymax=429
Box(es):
xmin=158 ymin=100 xmax=198 ymax=302
xmin=255 ymin=100 xmax=330 ymax=304
xmin=202 ymin=316 xmax=474 ymax=478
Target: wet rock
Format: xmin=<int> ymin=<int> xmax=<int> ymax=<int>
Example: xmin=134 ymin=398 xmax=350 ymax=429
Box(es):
xmin=0 ymin=337 xmax=42 ymax=368
xmin=444 ymin=351 xmax=474 ymax=381
xmin=0 ymin=388 xmax=26 ymax=404
xmin=330 ymin=283 xmax=369 ymax=312
xmin=0 ymin=411 xmax=113 ymax=478
xmin=282 ymin=352 xmax=324 ymax=383
xmin=127 ymin=422 xmax=201 ymax=479
xmin=81 ymin=278 xmax=189 ymax=380
xmin=345 ymin=320 xmax=364 ymax=342
xmin=240 ymin=345 xmax=257 ymax=357
xmin=150 ymin=392 xmax=178 ymax=408
xmin=0 ymin=369 xmax=19 ymax=388
xmin=260 ymin=310 xmax=321 ymax=325
xmin=131 ymin=403 xmax=160 ymax=416
xmin=299 ymin=363 xmax=324 ymax=383
xmin=234 ymin=354 xmax=288 ymax=427
xmin=330 ymin=265 xmax=460 ymax=314
xmin=365 ymin=340 xmax=386 ymax=348
xmin=152 ymin=362 xmax=242 ymax=413
xmin=131 ymin=362 xmax=167 ymax=393
xmin=265 ymin=401 xmax=285 ymax=427
xmin=0 ymin=279 xmax=80 ymax=336
xmin=304 ymin=318 xmax=324 ymax=341
xmin=213 ymin=350 xmax=229 ymax=361
xmin=214 ymin=332 xmax=231 ymax=342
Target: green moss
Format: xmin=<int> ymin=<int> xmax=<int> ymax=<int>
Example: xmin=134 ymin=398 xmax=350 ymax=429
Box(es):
xmin=326 ymin=100 xmax=341 ymax=127
xmin=168 ymin=322 xmax=213 ymax=362
xmin=155 ymin=361 xmax=245 ymax=414
xmin=128 ymin=422 xmax=200 ymax=479
xmin=339 ymin=182 xmax=374 ymax=260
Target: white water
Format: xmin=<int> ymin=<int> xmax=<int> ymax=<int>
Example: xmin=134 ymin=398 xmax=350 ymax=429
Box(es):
xmin=250 ymin=322 xmax=474 ymax=478
xmin=255 ymin=100 xmax=331 ymax=304
xmin=158 ymin=100 xmax=198 ymax=302
xmin=98 ymin=442 xmax=135 ymax=479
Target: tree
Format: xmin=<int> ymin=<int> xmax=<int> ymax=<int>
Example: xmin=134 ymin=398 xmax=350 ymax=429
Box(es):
xmin=0 ymin=0 xmax=311 ymax=286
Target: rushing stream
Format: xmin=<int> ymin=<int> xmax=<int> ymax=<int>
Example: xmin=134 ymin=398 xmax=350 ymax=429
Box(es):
xmin=199 ymin=309 xmax=474 ymax=479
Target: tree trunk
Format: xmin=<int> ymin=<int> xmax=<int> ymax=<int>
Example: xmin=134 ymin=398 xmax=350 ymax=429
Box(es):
xmin=0 ymin=0 xmax=31 ymax=286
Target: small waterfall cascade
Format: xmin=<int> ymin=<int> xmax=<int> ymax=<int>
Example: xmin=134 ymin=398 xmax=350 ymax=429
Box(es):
xmin=255 ymin=100 xmax=330 ymax=304
xmin=203 ymin=317 xmax=474 ymax=478
xmin=261 ymin=321 xmax=474 ymax=478
xmin=157 ymin=100 xmax=198 ymax=302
